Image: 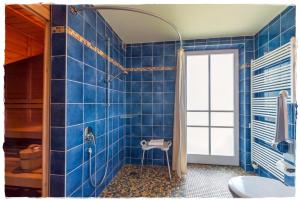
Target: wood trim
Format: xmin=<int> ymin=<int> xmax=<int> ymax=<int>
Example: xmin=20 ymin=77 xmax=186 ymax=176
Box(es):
xmin=20 ymin=4 xmax=50 ymax=22
xmin=6 ymin=6 xmax=45 ymax=29
xmin=42 ymin=21 xmax=50 ymax=197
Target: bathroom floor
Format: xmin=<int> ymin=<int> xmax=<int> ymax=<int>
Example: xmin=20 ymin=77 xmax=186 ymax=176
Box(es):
xmin=101 ymin=164 xmax=253 ymax=198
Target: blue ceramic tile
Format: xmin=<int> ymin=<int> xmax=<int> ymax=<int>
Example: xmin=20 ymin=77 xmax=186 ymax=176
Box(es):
xmin=153 ymin=56 xmax=164 ymax=67
xmin=84 ymin=65 xmax=96 ymax=85
xmin=281 ymin=26 xmax=295 ymax=45
xmin=67 ymin=124 xmax=83 ymax=149
xmin=66 ymin=165 xmax=83 ymax=196
xmin=142 ymin=93 xmax=152 ymax=103
xmin=84 ymin=84 xmax=96 ymax=103
xmin=52 ymin=5 xmax=66 ymax=26
xmin=52 ymin=56 xmax=66 ymax=79
xmin=164 ymin=70 xmax=176 ymax=81
xmin=142 ymin=104 xmax=152 ymax=114
xmin=52 ymin=33 xmax=66 ymax=56
xmin=142 ymin=71 xmax=153 ymax=81
xmin=66 ymin=145 xmax=83 ymax=173
xmin=153 ymin=43 xmax=164 ymax=56
xmin=164 ymin=56 xmax=176 ymax=67
xmin=258 ymin=27 xmax=268 ymax=47
xmin=67 ymin=57 xmax=83 ymax=82
xmin=132 ymin=58 xmax=141 ymax=68
xmin=153 ymin=93 xmax=163 ymax=103
xmin=67 ymin=81 xmax=83 ymax=103
xmin=97 ymin=104 xmax=105 ymax=119
xmin=51 ymin=80 xmax=65 ymax=103
xmin=51 ymin=104 xmax=65 ymax=127
xmin=51 ymin=151 xmax=65 ymax=174
xmin=142 ymin=44 xmax=153 ymax=56
xmin=132 ymin=46 xmax=141 ymax=57
xmin=142 ymin=115 xmax=153 ymax=125
xmin=50 ymin=175 xmax=65 ymax=197
xmin=131 ymin=71 xmax=142 ymax=81
xmin=269 ymin=36 xmax=280 ymax=51
xmin=71 ymin=186 xmax=82 ymax=197
xmin=51 ymin=128 xmax=65 ymax=151
xmin=268 ymin=16 xmax=280 ymax=41
xmin=164 ymin=43 xmax=175 ymax=56
xmin=142 ymin=56 xmax=153 ymax=67
xmin=84 ymin=22 xmax=96 ymax=45
xmin=67 ymin=35 xmax=83 ymax=61
xmin=164 ymin=81 xmax=175 ymax=92
xmin=84 ymin=46 xmax=96 ymax=67
xmin=84 ymin=104 xmax=96 ymax=122
xmin=152 ymin=71 xmax=164 ymax=81
xmin=83 ymin=9 xmax=96 ymax=27
xmin=281 ymin=7 xmax=295 ymax=33
xmin=67 ymin=104 xmax=83 ymax=126
xmin=67 ymin=6 xmax=83 ymax=35
xmin=153 ymin=82 xmax=163 ymax=92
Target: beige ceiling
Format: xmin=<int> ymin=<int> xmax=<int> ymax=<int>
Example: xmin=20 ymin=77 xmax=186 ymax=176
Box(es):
xmin=98 ymin=4 xmax=288 ymax=44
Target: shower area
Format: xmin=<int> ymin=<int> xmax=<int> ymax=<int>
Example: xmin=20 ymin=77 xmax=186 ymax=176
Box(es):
xmin=48 ymin=4 xmax=297 ymax=198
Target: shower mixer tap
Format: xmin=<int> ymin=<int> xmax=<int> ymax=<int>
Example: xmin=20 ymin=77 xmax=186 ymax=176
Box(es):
xmin=84 ymin=127 xmax=95 ymax=144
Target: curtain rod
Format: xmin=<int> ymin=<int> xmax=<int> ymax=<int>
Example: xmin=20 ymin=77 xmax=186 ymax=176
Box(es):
xmin=70 ymin=5 xmax=183 ymax=48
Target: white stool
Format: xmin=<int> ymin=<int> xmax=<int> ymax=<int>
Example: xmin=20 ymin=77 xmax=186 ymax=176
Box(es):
xmin=140 ymin=140 xmax=172 ymax=181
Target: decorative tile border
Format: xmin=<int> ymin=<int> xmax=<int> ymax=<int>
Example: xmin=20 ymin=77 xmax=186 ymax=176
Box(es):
xmin=126 ymin=66 xmax=176 ymax=72
xmin=52 ymin=26 xmax=176 ymax=72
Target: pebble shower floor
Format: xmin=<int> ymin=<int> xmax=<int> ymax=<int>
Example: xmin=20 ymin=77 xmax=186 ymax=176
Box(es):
xmin=101 ymin=164 xmax=253 ymax=198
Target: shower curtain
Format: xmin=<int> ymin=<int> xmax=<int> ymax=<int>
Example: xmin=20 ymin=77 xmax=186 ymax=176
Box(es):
xmin=172 ymin=48 xmax=187 ymax=178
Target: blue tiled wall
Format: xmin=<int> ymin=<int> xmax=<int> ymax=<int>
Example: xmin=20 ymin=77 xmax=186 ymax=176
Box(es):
xmin=125 ymin=42 xmax=176 ymax=166
xmin=125 ymin=37 xmax=255 ymax=169
xmin=253 ymin=6 xmax=296 ymax=186
xmin=50 ymin=5 xmax=126 ymax=197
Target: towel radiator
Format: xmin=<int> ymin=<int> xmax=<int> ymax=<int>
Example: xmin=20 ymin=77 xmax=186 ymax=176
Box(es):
xmin=250 ymin=38 xmax=296 ymax=181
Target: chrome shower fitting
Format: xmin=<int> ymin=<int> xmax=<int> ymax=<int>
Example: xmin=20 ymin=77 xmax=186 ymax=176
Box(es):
xmin=84 ymin=127 xmax=95 ymax=144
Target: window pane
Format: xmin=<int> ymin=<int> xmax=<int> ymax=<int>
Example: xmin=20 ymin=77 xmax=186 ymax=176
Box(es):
xmin=187 ymin=55 xmax=209 ymax=110
xmin=211 ymin=112 xmax=234 ymax=127
xmin=210 ymin=54 xmax=234 ymax=110
xmin=187 ymin=127 xmax=209 ymax=155
xmin=211 ymin=128 xmax=234 ymax=156
xmin=187 ymin=112 xmax=208 ymax=126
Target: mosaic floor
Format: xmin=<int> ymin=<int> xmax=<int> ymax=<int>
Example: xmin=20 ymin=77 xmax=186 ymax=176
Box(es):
xmin=101 ymin=164 xmax=253 ymax=198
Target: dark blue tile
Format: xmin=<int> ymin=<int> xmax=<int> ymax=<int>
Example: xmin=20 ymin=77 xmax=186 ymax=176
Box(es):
xmin=142 ymin=56 xmax=153 ymax=67
xmin=51 ymin=80 xmax=65 ymax=103
xmin=269 ymin=35 xmax=280 ymax=51
xmin=142 ymin=44 xmax=153 ymax=56
xmin=50 ymin=175 xmax=65 ymax=197
xmin=51 ymin=128 xmax=65 ymax=151
xmin=97 ymin=87 xmax=106 ymax=103
xmin=152 ymin=71 xmax=164 ymax=81
xmin=66 ymin=165 xmax=83 ymax=196
xmin=153 ymin=115 xmax=164 ymax=125
xmin=164 ymin=70 xmax=176 ymax=81
xmin=142 ymin=115 xmax=153 ymax=125
xmin=84 ymin=22 xmax=96 ymax=45
xmin=84 ymin=46 xmax=96 ymax=67
xmin=83 ymin=9 xmax=96 ymax=27
xmin=84 ymin=84 xmax=96 ymax=103
xmin=142 ymin=93 xmax=152 ymax=103
xmin=153 ymin=103 xmax=163 ymax=114
xmin=67 ymin=103 xmax=83 ymax=126
xmin=164 ymin=43 xmax=176 ymax=56
xmin=67 ymin=57 xmax=83 ymax=82
xmin=97 ymin=104 xmax=105 ymax=119
xmin=131 ymin=93 xmax=141 ymax=103
xmin=97 ymin=15 xmax=105 ymax=37
xmin=164 ymin=104 xmax=174 ymax=114
xmin=52 ymin=33 xmax=66 ymax=56
xmin=84 ymin=104 xmax=96 ymax=122
xmin=164 ymin=56 xmax=176 ymax=67
xmin=153 ymin=43 xmax=164 ymax=56
xmin=84 ymin=65 xmax=96 ymax=85
xmin=52 ymin=5 xmax=66 ymax=26
xmin=153 ymin=92 xmax=163 ymax=103
xmin=51 ymin=104 xmax=65 ymax=127
xmin=67 ymin=81 xmax=83 ymax=103
xmin=67 ymin=124 xmax=83 ymax=149
xmin=164 ymin=115 xmax=174 ymax=125
xmin=52 ymin=56 xmax=66 ymax=79
xmin=153 ymin=56 xmax=164 ymax=67
xmin=67 ymin=35 xmax=83 ymax=61
xmin=268 ymin=16 xmax=280 ymax=41
xmin=131 ymin=81 xmax=141 ymax=92
xmin=142 ymin=71 xmax=153 ymax=81
xmin=66 ymin=145 xmax=83 ymax=173
xmin=142 ymin=104 xmax=152 ymax=114
xmin=164 ymin=81 xmax=175 ymax=92
xmin=51 ymin=151 xmax=65 ymax=174
xmin=71 ymin=186 xmax=82 ymax=197
xmin=67 ymin=6 xmax=83 ymax=35
xmin=131 ymin=71 xmax=142 ymax=81
xmin=281 ymin=7 xmax=295 ymax=33
xmin=153 ymin=82 xmax=163 ymax=92
xmin=132 ymin=45 xmax=141 ymax=57
xmin=281 ymin=26 xmax=295 ymax=45
xmin=132 ymin=58 xmax=141 ymax=68
xmin=258 ymin=27 xmax=268 ymax=47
